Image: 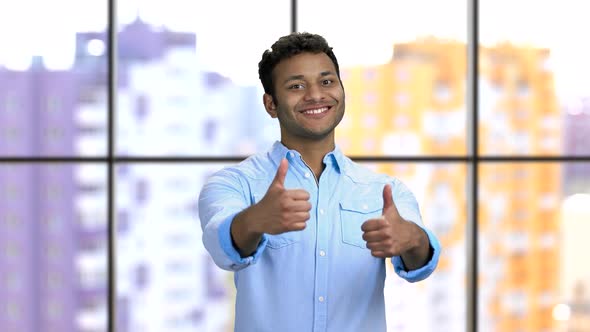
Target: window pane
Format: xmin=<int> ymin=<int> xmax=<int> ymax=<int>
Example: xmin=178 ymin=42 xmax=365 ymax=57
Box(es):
xmin=115 ymin=1 xmax=290 ymax=156
xmin=478 ymin=162 xmax=590 ymax=331
xmin=361 ymin=162 xmax=467 ymax=331
xmin=115 ymin=162 xmax=465 ymax=332
xmin=0 ymin=0 xmax=108 ymax=157
xmin=116 ymin=164 xmax=234 ymax=332
xmin=480 ymin=0 xmax=590 ymax=156
xmin=0 ymin=164 xmax=108 ymax=331
xmin=298 ymin=0 xmax=467 ymax=156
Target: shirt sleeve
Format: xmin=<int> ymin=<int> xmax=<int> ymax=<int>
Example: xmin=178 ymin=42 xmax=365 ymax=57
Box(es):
xmin=198 ymin=168 xmax=269 ymax=271
xmin=389 ymin=178 xmax=441 ymax=283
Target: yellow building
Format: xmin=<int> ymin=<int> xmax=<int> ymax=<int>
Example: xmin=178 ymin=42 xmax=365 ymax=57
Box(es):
xmin=339 ymin=39 xmax=561 ymax=331
xmin=480 ymin=43 xmax=561 ymax=332
xmin=338 ymin=38 xmax=468 ymax=330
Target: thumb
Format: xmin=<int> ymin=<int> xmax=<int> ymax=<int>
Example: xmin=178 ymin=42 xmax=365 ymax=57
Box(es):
xmin=272 ymin=158 xmax=289 ymax=187
xmin=382 ymin=184 xmax=396 ymax=216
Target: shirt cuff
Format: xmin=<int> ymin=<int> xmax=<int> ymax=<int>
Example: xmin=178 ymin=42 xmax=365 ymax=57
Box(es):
xmin=391 ymin=226 xmax=441 ymax=283
xmin=218 ymin=212 xmax=269 ymax=266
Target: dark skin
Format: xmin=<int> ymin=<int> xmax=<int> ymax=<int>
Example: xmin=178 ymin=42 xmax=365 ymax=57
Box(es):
xmin=231 ymin=52 xmax=430 ymax=270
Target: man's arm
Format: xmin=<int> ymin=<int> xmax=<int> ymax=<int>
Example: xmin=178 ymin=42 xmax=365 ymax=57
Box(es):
xmin=231 ymin=158 xmax=311 ymax=257
xmin=199 ymin=169 xmax=261 ymax=271
xmin=399 ymin=222 xmax=431 ymax=271
xmin=199 ymin=159 xmax=311 ymax=269
xmin=361 ymin=183 xmax=431 ymax=269
xmin=361 ymin=181 xmax=440 ymax=282
xmin=230 ymin=207 xmax=265 ymax=257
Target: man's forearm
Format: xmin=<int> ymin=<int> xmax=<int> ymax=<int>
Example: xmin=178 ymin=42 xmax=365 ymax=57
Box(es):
xmin=231 ymin=206 xmax=264 ymax=257
xmin=400 ymin=225 xmax=431 ymax=271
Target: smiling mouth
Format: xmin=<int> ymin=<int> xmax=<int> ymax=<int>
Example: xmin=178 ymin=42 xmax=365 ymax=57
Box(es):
xmin=300 ymin=106 xmax=330 ymax=115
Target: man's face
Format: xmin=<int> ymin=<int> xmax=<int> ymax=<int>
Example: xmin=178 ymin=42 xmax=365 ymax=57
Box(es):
xmin=264 ymin=52 xmax=345 ymax=143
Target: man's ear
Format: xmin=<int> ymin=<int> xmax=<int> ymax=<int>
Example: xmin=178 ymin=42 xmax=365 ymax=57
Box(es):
xmin=263 ymin=93 xmax=278 ymax=118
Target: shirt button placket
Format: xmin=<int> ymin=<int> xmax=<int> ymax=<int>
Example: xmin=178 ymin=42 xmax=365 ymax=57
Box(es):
xmin=314 ymin=169 xmax=329 ymax=332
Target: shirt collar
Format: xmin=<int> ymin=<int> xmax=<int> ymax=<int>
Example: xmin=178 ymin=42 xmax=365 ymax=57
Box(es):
xmin=268 ymin=141 xmax=346 ymax=173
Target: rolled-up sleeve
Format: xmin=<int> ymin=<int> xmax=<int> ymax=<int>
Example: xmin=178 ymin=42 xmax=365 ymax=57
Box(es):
xmin=389 ymin=179 xmax=441 ymax=282
xmin=198 ymin=169 xmax=268 ymax=271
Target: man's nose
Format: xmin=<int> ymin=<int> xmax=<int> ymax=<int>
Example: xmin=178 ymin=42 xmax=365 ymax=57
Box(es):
xmin=303 ymin=83 xmax=324 ymax=101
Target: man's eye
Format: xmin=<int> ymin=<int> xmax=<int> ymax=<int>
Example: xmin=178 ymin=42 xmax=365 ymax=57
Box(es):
xmin=289 ymin=84 xmax=304 ymax=89
xmin=322 ymin=79 xmax=333 ymax=85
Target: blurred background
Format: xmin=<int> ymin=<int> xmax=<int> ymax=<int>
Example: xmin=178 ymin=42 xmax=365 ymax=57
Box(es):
xmin=0 ymin=0 xmax=589 ymax=331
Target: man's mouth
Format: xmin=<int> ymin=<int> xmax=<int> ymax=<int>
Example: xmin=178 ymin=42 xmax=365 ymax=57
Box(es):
xmin=300 ymin=106 xmax=330 ymax=115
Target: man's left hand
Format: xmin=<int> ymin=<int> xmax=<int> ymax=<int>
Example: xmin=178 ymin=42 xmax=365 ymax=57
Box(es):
xmin=361 ymin=184 xmax=428 ymax=260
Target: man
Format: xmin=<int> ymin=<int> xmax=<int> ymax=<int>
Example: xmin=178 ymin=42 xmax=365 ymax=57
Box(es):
xmin=199 ymin=32 xmax=441 ymax=332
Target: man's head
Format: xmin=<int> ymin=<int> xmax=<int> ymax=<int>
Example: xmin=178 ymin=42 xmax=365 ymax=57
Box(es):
xmin=258 ymin=32 xmax=341 ymax=102
xmin=257 ymin=33 xmax=345 ymax=145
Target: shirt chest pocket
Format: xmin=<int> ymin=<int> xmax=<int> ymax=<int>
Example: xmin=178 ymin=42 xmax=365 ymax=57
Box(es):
xmin=339 ymin=198 xmax=383 ymax=248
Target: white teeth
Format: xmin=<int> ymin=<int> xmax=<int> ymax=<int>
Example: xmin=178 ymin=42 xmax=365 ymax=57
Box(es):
xmin=302 ymin=107 xmax=328 ymax=115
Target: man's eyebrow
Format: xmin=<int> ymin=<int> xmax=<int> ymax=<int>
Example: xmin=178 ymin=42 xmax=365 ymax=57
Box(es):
xmin=283 ymin=75 xmax=305 ymax=84
xmin=283 ymin=71 xmax=336 ymax=84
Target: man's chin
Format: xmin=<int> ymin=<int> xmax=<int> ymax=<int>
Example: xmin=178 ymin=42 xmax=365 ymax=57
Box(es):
xmin=300 ymin=129 xmax=334 ymax=141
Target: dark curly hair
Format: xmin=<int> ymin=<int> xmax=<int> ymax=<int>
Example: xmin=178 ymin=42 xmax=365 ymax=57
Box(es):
xmin=258 ymin=32 xmax=341 ymax=101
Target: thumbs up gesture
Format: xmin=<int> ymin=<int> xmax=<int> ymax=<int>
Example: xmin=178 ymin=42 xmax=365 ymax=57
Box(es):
xmin=361 ymin=184 xmax=429 ymax=264
xmin=230 ymin=158 xmax=312 ymax=257
xmin=254 ymin=158 xmax=312 ymax=235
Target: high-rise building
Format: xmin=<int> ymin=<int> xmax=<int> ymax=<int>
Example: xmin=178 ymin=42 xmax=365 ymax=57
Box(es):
xmin=563 ymin=99 xmax=590 ymax=194
xmin=0 ymin=63 xmax=107 ymax=331
xmin=479 ymin=43 xmax=561 ymax=332
xmin=339 ymin=38 xmax=468 ymax=331
xmin=0 ymin=17 xmax=263 ymax=332
xmin=341 ymin=38 xmax=563 ymax=332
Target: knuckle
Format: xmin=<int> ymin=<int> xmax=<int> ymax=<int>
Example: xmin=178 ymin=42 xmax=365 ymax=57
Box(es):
xmin=279 ymin=195 xmax=289 ymax=206
xmin=280 ymin=211 xmax=288 ymax=220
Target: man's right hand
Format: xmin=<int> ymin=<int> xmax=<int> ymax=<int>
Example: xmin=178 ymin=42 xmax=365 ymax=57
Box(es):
xmin=253 ymin=158 xmax=312 ymax=235
xmin=231 ymin=158 xmax=311 ymax=256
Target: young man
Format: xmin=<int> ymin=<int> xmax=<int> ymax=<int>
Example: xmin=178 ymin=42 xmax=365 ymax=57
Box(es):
xmin=199 ymin=32 xmax=441 ymax=332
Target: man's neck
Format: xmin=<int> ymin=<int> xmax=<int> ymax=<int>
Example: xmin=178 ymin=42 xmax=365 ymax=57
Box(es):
xmin=280 ymin=136 xmax=335 ymax=180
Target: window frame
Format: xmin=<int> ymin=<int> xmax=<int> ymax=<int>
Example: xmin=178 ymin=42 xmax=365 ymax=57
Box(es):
xmin=1 ymin=1 xmax=589 ymax=331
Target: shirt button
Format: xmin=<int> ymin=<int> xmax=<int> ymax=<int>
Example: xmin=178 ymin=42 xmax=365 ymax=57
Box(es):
xmin=319 ymin=209 xmax=324 ymax=215
xmin=289 ymin=152 xmax=295 ymax=158
xmin=318 ymin=296 xmax=325 ymax=302
xmin=319 ymin=250 xmax=326 ymax=257
xmin=362 ymin=204 xmax=368 ymax=210
xmin=304 ymin=172 xmax=311 ymax=178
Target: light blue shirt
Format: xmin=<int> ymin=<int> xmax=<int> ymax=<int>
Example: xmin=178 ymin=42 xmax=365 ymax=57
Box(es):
xmin=199 ymin=141 xmax=441 ymax=332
